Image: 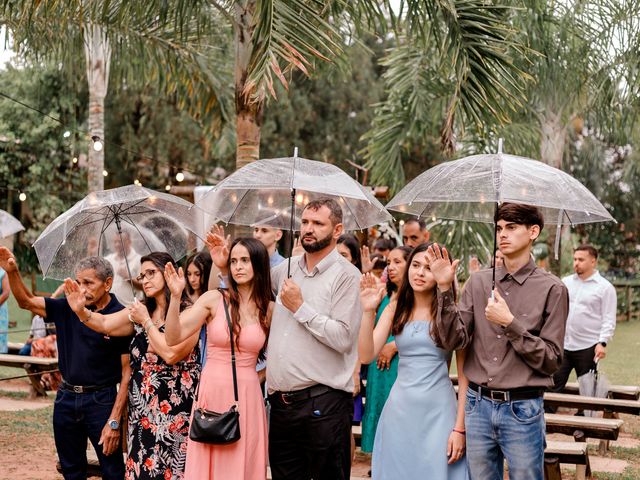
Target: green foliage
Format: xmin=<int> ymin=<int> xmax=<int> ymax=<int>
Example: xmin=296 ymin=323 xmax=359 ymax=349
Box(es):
xmin=0 ymin=66 xmax=86 ymax=270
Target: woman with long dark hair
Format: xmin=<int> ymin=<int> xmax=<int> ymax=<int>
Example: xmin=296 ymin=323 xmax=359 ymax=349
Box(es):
xmin=360 ymin=245 xmax=412 ymax=453
xmin=184 ymin=251 xmax=212 ymax=302
xmin=337 ymin=234 xmax=363 ymax=272
xmin=164 ymin=236 xmax=273 ymax=480
xmin=358 ymin=243 xmax=469 ymax=479
xmin=64 ymin=252 xmax=201 ymax=480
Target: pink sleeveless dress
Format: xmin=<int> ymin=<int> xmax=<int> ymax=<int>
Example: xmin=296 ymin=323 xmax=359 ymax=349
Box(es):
xmin=185 ymin=300 xmax=268 ymax=479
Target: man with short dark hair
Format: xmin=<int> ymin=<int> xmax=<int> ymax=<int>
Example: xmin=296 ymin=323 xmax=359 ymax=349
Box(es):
xmin=267 ymin=198 xmax=362 ymax=480
xmin=253 ymin=225 xmax=285 ymax=267
xmin=402 ymin=218 xmax=430 ymax=247
xmin=373 ymin=237 xmax=397 ymax=259
xmin=0 ymin=247 xmax=131 ymax=480
xmin=552 ymin=244 xmax=616 ymax=392
xmin=429 ymin=203 xmax=569 ymax=480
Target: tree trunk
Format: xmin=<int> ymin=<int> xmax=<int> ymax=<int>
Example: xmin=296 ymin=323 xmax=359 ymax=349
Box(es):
xmin=234 ymin=0 xmax=263 ymax=171
xmin=540 ymin=112 xmax=566 ymax=276
xmin=84 ymin=23 xmax=111 ymax=192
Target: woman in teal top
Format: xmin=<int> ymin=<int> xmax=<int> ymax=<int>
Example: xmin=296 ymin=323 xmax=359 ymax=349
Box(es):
xmin=361 ymin=246 xmax=411 ymax=452
xmin=0 ymin=268 xmax=10 ymax=353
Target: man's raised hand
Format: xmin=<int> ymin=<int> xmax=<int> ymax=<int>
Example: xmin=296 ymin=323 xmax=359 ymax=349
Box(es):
xmin=0 ymin=247 xmax=18 ymax=273
xmin=425 ymin=243 xmax=460 ymax=291
xmin=63 ymin=278 xmax=86 ymax=313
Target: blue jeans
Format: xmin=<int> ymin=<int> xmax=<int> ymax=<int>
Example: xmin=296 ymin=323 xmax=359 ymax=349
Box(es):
xmin=53 ymin=387 xmax=125 ymax=480
xmin=464 ymin=387 xmax=545 ymax=480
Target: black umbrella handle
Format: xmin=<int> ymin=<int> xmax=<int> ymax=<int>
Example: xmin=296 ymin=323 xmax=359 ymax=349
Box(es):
xmin=491 ymin=202 xmax=498 ymax=300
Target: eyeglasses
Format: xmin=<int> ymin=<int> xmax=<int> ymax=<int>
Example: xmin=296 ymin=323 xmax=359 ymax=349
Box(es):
xmin=136 ymin=269 xmax=161 ymax=282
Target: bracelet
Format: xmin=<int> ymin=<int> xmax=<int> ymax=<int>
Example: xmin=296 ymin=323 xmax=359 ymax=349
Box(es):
xmin=143 ymin=318 xmax=154 ymax=332
xmin=452 ymin=428 xmax=466 ymax=435
xmin=80 ymin=308 xmax=92 ymax=324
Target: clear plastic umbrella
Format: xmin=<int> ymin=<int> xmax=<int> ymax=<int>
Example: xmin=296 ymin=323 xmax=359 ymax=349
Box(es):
xmin=578 ymin=360 xmax=610 ymax=417
xmin=196 ymin=151 xmax=392 ymax=232
xmin=33 ymin=185 xmax=205 ymax=285
xmin=0 ymin=209 xmax=25 ymax=238
xmin=387 ymin=140 xmax=614 ymax=292
xmin=196 ymin=149 xmax=393 ymax=275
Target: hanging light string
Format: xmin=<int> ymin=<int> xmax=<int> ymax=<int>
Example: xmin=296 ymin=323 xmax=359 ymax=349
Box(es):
xmin=0 ymin=90 xmax=199 ymax=180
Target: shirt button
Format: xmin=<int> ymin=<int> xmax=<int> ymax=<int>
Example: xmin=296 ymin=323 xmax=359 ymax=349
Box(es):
xmin=505 ymin=292 xmax=509 ymax=296
xmin=497 ymin=335 xmax=502 ymax=339
xmin=488 ymin=377 xmax=493 ymax=382
xmin=493 ymin=357 xmax=498 ymax=362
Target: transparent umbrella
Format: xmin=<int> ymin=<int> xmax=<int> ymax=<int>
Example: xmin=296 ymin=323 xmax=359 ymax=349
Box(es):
xmin=33 ymin=185 xmax=205 ymax=289
xmin=578 ymin=360 xmax=610 ymax=417
xmin=0 ymin=209 xmax=25 ymax=238
xmin=387 ymin=140 xmax=614 ymax=291
xmin=196 ymin=149 xmax=393 ymax=275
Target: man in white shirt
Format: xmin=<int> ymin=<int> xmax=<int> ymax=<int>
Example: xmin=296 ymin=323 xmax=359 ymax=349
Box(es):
xmin=552 ymin=244 xmax=617 ymax=391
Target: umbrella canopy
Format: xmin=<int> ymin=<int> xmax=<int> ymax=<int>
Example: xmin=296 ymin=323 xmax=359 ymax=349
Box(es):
xmin=386 ymin=152 xmax=614 ymax=226
xmin=0 ymin=209 xmax=25 ymax=238
xmin=196 ymin=156 xmax=393 ymax=231
xmin=33 ymin=185 xmax=205 ymax=280
xmin=578 ymin=361 xmax=610 ymax=417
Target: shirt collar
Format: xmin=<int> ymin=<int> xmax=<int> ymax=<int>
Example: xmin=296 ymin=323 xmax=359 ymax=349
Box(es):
xmin=574 ymin=270 xmax=601 ymax=282
xmin=498 ymin=258 xmax=537 ymax=285
xmin=298 ymin=248 xmax=340 ymax=275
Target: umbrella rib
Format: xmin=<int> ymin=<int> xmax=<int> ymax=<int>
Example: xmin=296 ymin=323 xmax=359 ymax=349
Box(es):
xmin=226 ymin=190 xmax=252 ymax=225
xmin=115 ymin=198 xmax=148 ymax=216
xmin=341 ymin=199 xmax=364 ymax=231
xmin=119 ymin=214 xmax=154 ymax=253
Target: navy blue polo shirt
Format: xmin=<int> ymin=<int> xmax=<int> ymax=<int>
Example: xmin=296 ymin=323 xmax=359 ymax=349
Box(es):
xmin=45 ymin=294 xmax=132 ymax=386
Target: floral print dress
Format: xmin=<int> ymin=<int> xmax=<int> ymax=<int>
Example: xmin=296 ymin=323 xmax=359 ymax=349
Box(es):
xmin=125 ymin=324 xmax=201 ymax=480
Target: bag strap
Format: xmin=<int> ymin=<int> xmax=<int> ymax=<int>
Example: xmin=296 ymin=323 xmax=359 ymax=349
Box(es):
xmin=219 ymin=288 xmax=239 ymax=403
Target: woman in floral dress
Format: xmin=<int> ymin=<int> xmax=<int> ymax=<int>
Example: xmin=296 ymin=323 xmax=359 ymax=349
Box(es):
xmin=64 ymin=252 xmax=200 ymax=479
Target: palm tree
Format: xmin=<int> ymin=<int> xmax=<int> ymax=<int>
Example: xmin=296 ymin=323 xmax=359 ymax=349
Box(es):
xmin=1 ymin=1 xmax=230 ymax=191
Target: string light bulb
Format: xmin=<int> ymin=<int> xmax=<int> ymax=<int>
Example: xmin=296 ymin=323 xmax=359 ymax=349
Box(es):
xmin=165 ymin=185 xmax=171 ymax=191
xmin=175 ymin=172 xmax=185 ymax=182
xmin=399 ymin=220 xmax=405 ymax=226
xmin=133 ymin=179 xmax=141 ymax=186
xmin=19 ymin=192 xmax=26 ymax=202
xmin=102 ymin=170 xmax=108 ymax=177
xmin=91 ymin=135 xmax=103 ymax=152
xmin=72 ymin=157 xmax=78 ymax=164
xmin=63 ymin=130 xmax=71 ymax=138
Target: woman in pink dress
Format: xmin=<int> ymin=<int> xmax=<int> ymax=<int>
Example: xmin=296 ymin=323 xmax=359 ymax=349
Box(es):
xmin=165 ymin=236 xmax=272 ymax=480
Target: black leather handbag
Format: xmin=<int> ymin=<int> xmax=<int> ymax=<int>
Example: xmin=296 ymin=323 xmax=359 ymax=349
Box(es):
xmin=189 ymin=291 xmax=241 ymax=444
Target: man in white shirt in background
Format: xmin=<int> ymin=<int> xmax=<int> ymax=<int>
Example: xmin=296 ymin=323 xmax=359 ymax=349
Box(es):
xmin=104 ymin=231 xmax=141 ymax=305
xmin=552 ymin=244 xmax=617 ymax=392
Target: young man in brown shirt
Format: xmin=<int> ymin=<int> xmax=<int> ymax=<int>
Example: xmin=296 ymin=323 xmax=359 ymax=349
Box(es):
xmin=428 ymin=203 xmax=569 ymax=480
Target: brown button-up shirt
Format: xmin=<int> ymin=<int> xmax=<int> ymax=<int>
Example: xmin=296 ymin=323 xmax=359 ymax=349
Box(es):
xmin=436 ymin=259 xmax=569 ymax=389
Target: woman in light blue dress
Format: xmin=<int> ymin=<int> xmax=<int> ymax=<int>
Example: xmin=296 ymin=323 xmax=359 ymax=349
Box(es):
xmin=359 ymin=243 xmax=469 ymax=479
xmin=0 ymin=268 xmax=10 ymax=353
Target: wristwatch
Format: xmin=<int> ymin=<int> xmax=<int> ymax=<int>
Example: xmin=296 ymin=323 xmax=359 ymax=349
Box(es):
xmin=599 ymin=342 xmax=607 ymax=348
xmin=108 ymin=419 xmax=120 ymax=430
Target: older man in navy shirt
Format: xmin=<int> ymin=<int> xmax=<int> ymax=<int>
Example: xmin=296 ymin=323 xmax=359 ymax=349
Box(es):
xmin=0 ymin=248 xmax=131 ymax=480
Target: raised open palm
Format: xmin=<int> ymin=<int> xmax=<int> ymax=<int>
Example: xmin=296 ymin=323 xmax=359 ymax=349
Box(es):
xmin=360 ymin=273 xmax=386 ymax=312
xmin=63 ymin=278 xmax=86 ymax=313
xmin=425 ymin=243 xmax=460 ymax=289
xmin=164 ymin=262 xmax=186 ymax=297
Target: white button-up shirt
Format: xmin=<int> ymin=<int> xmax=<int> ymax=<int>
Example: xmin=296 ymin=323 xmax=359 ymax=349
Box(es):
xmin=562 ymin=271 xmax=617 ymax=351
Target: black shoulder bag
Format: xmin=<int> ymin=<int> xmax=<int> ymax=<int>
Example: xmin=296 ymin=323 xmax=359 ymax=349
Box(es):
xmin=189 ymin=291 xmax=241 ymax=444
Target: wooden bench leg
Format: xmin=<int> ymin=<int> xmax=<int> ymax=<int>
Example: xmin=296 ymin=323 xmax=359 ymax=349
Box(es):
xmin=573 ymin=430 xmax=592 ymax=480
xmin=544 ymin=456 xmax=562 ymax=480
xmin=598 ymin=410 xmax=614 ymax=455
xmin=24 ymin=365 xmax=47 ymax=399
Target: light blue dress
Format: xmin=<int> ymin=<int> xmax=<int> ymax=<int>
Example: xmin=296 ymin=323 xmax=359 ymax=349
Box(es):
xmin=0 ymin=268 xmax=8 ymax=353
xmin=372 ymin=320 xmax=469 ymax=479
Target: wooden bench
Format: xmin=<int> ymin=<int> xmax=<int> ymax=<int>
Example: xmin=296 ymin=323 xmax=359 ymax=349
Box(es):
xmin=543 ymin=392 xmax=640 ymax=416
xmin=7 ymin=341 xmax=25 ymax=355
xmin=561 ymin=382 xmax=640 ymax=401
xmin=0 ymin=353 xmax=58 ymax=398
xmin=544 ymin=441 xmax=590 ymax=480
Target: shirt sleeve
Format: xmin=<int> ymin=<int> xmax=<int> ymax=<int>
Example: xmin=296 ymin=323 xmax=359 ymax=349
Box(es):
xmin=292 ymin=271 xmax=361 ymax=354
xmin=44 ymin=297 xmax=68 ymax=327
xmin=599 ymin=283 xmax=617 ymax=344
xmin=502 ymin=282 xmax=569 ymax=376
xmin=434 ymin=279 xmax=475 ymax=351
